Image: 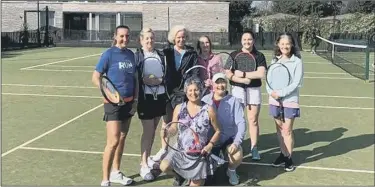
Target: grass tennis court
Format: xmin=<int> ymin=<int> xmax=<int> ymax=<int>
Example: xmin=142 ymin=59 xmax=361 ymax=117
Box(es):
xmin=2 ymin=47 xmax=374 ymax=186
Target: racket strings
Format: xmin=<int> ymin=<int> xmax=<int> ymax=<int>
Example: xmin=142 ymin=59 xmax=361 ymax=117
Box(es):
xmin=100 ymin=76 xmax=122 ymax=104
xmin=142 ymin=57 xmax=165 ymax=99
xmin=267 ymin=65 xmax=292 ymax=90
xmin=235 ymin=53 xmax=257 ymax=71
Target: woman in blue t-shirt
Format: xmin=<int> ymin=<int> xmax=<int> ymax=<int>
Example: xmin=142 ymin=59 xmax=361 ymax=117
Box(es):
xmin=92 ymin=25 xmax=138 ymax=187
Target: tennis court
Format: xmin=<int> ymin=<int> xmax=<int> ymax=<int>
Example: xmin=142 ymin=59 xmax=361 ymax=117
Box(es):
xmin=1 ymin=47 xmax=374 ymax=186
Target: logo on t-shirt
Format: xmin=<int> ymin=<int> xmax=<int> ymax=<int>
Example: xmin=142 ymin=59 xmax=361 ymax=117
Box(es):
xmin=118 ymin=60 xmax=133 ymax=70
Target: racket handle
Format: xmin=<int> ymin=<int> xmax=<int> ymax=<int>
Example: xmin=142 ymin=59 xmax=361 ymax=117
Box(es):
xmin=210 ymin=154 xmax=226 ymax=165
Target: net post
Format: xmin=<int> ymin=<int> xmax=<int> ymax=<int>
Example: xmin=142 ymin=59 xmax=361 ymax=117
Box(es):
xmin=365 ymin=46 xmax=370 ymax=81
xmin=331 ymin=44 xmax=335 ymax=62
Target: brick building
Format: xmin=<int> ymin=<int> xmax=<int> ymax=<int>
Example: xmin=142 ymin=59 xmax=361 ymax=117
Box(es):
xmin=1 ymin=1 xmax=229 ymax=45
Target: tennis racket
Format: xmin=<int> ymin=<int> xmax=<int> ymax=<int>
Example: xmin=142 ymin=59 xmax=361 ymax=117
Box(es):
xmin=177 ymin=65 xmax=207 ymax=91
xmin=232 ymin=52 xmax=257 ymax=108
xmin=99 ymin=75 xmax=126 ymax=106
xmin=141 ymin=56 xmax=166 ymax=100
xmin=266 ymin=62 xmax=292 ymax=122
xmin=162 ymin=121 xmax=226 ymax=170
xmin=216 ymin=52 xmax=235 ymax=69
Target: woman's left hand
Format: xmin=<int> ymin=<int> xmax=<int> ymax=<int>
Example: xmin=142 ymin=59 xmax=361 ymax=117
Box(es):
xmin=201 ymin=143 xmax=213 ymax=155
xmin=271 ymin=91 xmax=279 ymax=100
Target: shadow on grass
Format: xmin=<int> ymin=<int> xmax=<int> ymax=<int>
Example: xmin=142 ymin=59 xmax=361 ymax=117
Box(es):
xmin=135 ymin=128 xmax=373 ymax=186
xmin=207 ymin=127 xmax=375 ymax=185
xmin=128 ymin=169 xmax=174 ymax=186
xmin=294 ymin=133 xmax=374 ymax=165
xmin=241 ymin=127 xmax=348 ymax=157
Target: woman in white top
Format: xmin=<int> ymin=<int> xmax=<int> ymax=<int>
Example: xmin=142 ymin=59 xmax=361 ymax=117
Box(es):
xmin=134 ymin=28 xmax=168 ymax=181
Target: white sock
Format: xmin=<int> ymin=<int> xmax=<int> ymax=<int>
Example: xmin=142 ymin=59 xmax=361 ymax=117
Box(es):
xmin=228 ymin=168 xmax=236 ymax=172
xmin=111 ymin=170 xmax=120 ymax=174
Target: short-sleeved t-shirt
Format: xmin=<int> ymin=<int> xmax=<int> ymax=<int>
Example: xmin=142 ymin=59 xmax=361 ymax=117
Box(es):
xmin=95 ymin=46 xmax=136 ymax=98
xmin=223 ymin=48 xmax=267 ymax=88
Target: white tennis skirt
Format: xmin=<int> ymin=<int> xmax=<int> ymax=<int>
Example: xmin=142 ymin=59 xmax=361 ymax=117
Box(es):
xmin=231 ymin=86 xmax=262 ymax=105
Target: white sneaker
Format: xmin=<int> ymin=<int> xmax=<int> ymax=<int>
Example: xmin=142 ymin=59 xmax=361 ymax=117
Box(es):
xmin=150 ymin=149 xmax=167 ymax=162
xmin=140 ymin=166 xmax=155 ymax=181
xmin=226 ymin=169 xmax=239 ymax=185
xmin=147 ymin=157 xmax=158 ymax=169
xmin=109 ymin=171 xmax=133 ymax=186
xmin=101 ymin=180 xmax=110 ymax=186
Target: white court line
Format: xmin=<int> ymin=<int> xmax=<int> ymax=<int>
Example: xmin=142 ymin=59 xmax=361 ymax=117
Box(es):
xmin=2 ymin=93 xmax=373 ymax=110
xmin=48 ymin=65 xmax=95 ymax=68
xmin=18 ymin=146 xmax=375 ymax=174
xmin=21 ymin=68 xmax=360 ymax=80
xmin=304 ymin=76 xmax=357 ymax=80
xmin=1 ymin=104 xmax=103 ymax=157
xmin=20 ymin=53 xmax=100 ymax=70
xmin=2 ymin=84 xmax=374 ymax=100
xmin=20 ymin=147 xmax=141 ymax=157
xmin=1 ymin=92 xmax=101 ymax=99
xmin=2 ymin=84 xmax=97 ymax=89
xmin=306 ymin=72 xmax=375 ymax=76
xmin=21 ymin=68 xmax=93 ymax=72
xmin=24 ymin=66 xmax=353 ymax=76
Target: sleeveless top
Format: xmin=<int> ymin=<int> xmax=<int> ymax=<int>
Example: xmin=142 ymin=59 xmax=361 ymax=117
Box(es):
xmin=177 ymin=102 xmax=211 ymax=152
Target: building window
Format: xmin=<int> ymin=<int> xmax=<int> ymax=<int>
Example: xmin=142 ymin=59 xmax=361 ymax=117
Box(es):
xmin=121 ymin=13 xmax=142 ymax=31
xmin=40 ymin=11 xmax=55 ymax=27
xmin=99 ymin=13 xmax=117 ymax=32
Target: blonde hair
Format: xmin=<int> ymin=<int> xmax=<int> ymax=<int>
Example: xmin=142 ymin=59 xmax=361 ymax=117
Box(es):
xmin=167 ymin=25 xmax=191 ymax=44
xmin=139 ymin=27 xmax=154 ymax=40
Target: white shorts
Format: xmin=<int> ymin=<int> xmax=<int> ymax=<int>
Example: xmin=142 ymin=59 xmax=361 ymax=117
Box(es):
xmin=231 ymin=86 xmax=262 ymax=105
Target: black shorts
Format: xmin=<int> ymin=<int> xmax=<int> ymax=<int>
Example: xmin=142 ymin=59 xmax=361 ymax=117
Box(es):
xmin=103 ymin=102 xmax=134 ymax=122
xmin=137 ymin=93 xmax=168 ymax=120
xmin=211 ymin=138 xmax=234 ymax=157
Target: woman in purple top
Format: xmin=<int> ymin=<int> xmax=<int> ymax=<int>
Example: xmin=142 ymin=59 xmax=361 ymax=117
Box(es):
xmin=159 ymin=77 xmax=221 ymax=186
xmin=92 ymin=25 xmax=138 ymax=186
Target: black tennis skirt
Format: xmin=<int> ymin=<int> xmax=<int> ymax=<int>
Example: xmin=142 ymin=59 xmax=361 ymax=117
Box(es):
xmin=137 ymin=93 xmax=168 ymax=120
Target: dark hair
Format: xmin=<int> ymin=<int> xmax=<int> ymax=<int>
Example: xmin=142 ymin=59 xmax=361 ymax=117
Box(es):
xmin=273 ymin=32 xmax=300 ymax=60
xmin=196 ymin=35 xmax=212 ymax=54
xmin=242 ymin=29 xmax=255 ymax=39
xmin=112 ymin=25 xmax=130 ymax=46
xmin=241 ymin=29 xmax=257 ymax=51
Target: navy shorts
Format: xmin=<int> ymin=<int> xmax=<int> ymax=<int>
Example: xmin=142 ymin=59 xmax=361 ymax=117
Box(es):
xmin=211 ymin=138 xmax=234 ymax=157
xmin=269 ymin=104 xmax=300 ymax=119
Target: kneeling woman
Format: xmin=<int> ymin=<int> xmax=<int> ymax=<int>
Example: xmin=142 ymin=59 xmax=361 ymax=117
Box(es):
xmin=202 ymin=73 xmax=246 ymax=185
xmin=159 ymin=77 xmax=221 ymax=186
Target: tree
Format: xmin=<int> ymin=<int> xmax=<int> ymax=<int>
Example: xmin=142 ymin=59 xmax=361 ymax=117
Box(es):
xmin=228 ymin=1 xmax=253 ymax=22
xmin=344 ymin=0 xmax=375 ymax=14
xmin=271 ymin=0 xmax=343 ymax=17
xmin=227 ymin=1 xmax=254 ymax=44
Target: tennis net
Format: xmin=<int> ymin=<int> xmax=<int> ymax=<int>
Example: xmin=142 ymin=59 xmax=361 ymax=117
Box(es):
xmin=315 ymin=35 xmax=373 ymax=81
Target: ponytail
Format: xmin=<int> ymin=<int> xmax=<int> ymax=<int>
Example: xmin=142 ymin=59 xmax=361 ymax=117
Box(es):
xmin=112 ymin=38 xmax=116 ymax=46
